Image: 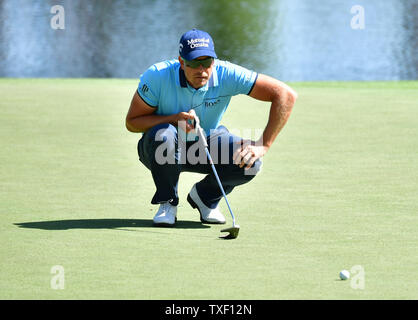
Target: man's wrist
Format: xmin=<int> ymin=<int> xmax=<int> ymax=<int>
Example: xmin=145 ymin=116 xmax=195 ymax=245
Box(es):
xmin=256 ymin=137 xmax=271 ymax=149
xmin=166 ymin=114 xmax=177 ymax=126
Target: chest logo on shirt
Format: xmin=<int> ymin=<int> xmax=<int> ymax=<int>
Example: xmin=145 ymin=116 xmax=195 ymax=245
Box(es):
xmin=205 ymin=99 xmax=220 ymax=108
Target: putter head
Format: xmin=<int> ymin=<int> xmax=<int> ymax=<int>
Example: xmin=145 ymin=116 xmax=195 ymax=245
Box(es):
xmin=220 ymin=225 xmax=240 ymax=240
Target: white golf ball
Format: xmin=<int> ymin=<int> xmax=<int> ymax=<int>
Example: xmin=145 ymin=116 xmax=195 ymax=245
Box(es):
xmin=339 ymin=270 xmax=350 ymax=280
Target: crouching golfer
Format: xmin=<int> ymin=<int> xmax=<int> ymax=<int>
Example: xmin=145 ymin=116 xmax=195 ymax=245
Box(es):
xmin=126 ymin=29 xmax=297 ymax=226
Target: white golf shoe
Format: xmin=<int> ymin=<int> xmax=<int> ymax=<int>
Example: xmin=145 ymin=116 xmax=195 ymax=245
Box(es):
xmin=187 ymin=184 xmax=226 ymax=224
xmin=153 ymin=202 xmax=177 ymax=227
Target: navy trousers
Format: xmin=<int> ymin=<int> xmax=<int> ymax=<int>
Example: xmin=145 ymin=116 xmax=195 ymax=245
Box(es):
xmin=137 ymin=123 xmax=262 ymax=208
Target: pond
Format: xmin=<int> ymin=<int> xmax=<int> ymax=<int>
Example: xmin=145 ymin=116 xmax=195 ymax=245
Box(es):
xmin=0 ymin=0 xmax=417 ymax=80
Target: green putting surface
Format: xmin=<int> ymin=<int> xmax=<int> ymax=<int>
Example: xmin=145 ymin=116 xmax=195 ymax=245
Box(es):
xmin=1 ymin=79 xmax=417 ymax=299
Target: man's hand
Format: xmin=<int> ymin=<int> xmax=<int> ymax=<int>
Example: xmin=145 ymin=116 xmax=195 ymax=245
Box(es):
xmin=233 ymin=139 xmax=268 ymax=170
xmin=171 ymin=109 xmax=198 ymax=133
xmin=126 ymin=91 xmax=201 ymax=133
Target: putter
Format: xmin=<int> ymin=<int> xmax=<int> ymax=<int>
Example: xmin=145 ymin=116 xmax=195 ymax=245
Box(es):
xmin=194 ymin=119 xmax=240 ymax=240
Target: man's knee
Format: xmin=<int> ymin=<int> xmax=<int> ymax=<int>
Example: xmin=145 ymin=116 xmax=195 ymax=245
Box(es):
xmin=220 ymin=158 xmax=262 ymax=184
xmin=147 ymin=124 xmax=178 ymax=165
xmin=243 ymin=158 xmax=262 ymax=177
xmin=209 ymin=132 xmax=263 ymax=176
xmin=138 ymin=123 xmax=179 ymax=166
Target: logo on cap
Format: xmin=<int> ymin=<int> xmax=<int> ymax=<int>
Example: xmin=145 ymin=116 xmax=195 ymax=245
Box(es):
xmin=187 ymin=38 xmax=210 ymax=49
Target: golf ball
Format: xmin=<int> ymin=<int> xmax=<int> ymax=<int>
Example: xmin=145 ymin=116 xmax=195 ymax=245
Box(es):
xmin=339 ymin=270 xmax=350 ymax=280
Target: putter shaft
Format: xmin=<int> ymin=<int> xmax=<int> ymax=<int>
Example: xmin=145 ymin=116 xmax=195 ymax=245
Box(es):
xmin=196 ymin=124 xmax=237 ymax=227
xmin=204 ymin=148 xmax=236 ymax=227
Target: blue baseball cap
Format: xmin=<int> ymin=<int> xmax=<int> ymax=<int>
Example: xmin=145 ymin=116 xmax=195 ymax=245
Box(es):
xmin=179 ymin=28 xmax=217 ymax=60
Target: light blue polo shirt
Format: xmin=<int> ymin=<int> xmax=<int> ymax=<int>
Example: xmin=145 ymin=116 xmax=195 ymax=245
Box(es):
xmin=137 ymin=59 xmax=258 ymax=134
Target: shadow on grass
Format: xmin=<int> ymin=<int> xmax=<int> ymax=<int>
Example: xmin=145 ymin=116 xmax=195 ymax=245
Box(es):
xmin=14 ymin=219 xmax=210 ymax=230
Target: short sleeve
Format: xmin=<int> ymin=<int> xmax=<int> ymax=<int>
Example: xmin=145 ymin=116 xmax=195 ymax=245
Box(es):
xmin=137 ymin=65 xmax=161 ymax=108
xmin=221 ymin=61 xmax=258 ymax=96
